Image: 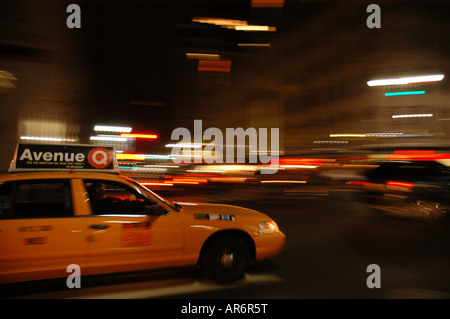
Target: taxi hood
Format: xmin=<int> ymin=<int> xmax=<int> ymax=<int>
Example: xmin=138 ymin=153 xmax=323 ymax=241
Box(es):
xmin=173 ymin=201 xmax=270 ymax=221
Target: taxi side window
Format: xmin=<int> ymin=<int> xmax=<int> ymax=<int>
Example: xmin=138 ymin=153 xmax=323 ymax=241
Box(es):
xmin=14 ymin=180 xmax=73 ymax=219
xmin=0 ymin=182 xmax=13 ymax=219
xmin=84 ymin=180 xmax=155 ymax=215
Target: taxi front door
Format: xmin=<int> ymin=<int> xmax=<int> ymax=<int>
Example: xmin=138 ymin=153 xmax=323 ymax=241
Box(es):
xmin=78 ymin=179 xmax=184 ymax=276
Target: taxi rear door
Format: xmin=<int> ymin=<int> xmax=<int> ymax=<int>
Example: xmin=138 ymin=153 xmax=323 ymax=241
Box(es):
xmin=0 ymin=178 xmax=87 ymax=284
xmin=79 ymin=179 xmax=184 ymax=276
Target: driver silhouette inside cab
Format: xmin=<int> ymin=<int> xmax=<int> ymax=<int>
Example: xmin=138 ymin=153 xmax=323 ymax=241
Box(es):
xmin=87 ymin=183 xmax=111 ymax=214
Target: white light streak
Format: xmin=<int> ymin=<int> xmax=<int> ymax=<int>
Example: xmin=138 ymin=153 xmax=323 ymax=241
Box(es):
xmin=329 ymin=134 xmax=366 ymax=138
xmin=280 ymin=165 xmax=318 ymax=169
xmin=20 ymin=136 xmax=77 ymax=142
xmin=94 ymin=125 xmax=132 ymax=133
xmin=90 ymin=136 xmax=128 ymax=142
xmin=367 ymin=74 xmax=444 ymax=87
xmin=392 ymin=113 xmax=433 ymax=119
xmin=165 ymin=143 xmax=203 ymax=149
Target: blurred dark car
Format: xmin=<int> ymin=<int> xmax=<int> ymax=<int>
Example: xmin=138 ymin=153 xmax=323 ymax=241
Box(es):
xmin=359 ymin=160 xmax=450 ymax=221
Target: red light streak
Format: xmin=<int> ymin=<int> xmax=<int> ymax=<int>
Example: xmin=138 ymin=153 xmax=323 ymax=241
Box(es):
xmin=121 ymin=133 xmax=158 ymax=139
xmin=386 ymin=181 xmax=414 ymax=188
xmin=197 ymin=59 xmax=231 ymax=72
xmin=394 ymin=150 xmax=435 ymax=156
xmin=279 ymin=158 xmax=325 ymax=165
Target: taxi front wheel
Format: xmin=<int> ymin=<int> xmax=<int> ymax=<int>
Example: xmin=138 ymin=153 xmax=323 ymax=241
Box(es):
xmin=201 ymin=234 xmax=250 ymax=283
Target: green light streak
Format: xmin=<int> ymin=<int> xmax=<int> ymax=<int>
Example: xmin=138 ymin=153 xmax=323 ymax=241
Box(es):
xmin=385 ymin=91 xmax=425 ymax=97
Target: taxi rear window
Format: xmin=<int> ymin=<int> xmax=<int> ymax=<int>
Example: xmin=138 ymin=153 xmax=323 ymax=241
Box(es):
xmin=0 ymin=182 xmax=13 ymax=218
xmin=1 ymin=179 xmax=73 ymax=219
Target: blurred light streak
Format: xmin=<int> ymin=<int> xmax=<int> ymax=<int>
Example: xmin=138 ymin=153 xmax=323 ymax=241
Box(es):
xmin=260 ymin=180 xmax=307 ymax=183
xmin=365 ymin=132 xmax=404 ymax=137
xmin=121 ymin=133 xmax=158 ymax=139
xmin=235 ymin=25 xmax=276 ymax=32
xmin=118 ymin=153 xmax=176 ymax=162
xmin=279 ymin=159 xmax=320 ymax=165
xmin=392 ymin=113 xmax=433 ymax=118
xmin=186 ymin=174 xmax=218 ymax=177
xmin=209 ymin=177 xmax=248 ymax=183
xmin=119 ymin=167 xmax=168 ymax=174
xmin=367 ymin=74 xmax=444 ymax=86
xmin=250 ymin=150 xmax=283 ymax=154
xmin=140 ymin=182 xmax=173 ymax=187
xmin=173 ymin=154 xmax=202 ymax=159
xmin=192 ymin=17 xmax=247 ymax=27
xmin=330 ymin=132 xmax=413 ymax=138
xmin=314 ymin=140 xmax=348 ymax=144
xmin=385 ymin=91 xmax=425 ymax=96
xmin=280 ymin=165 xmax=317 ymax=169
xmin=144 ymin=165 xmax=179 ymax=168
xmin=94 ymin=125 xmax=132 ymax=133
xmin=192 ymin=17 xmax=276 ymax=32
xmin=394 ymin=150 xmax=435 ymax=156
xmin=312 ymin=148 xmax=347 ymax=151
xmin=251 ymin=0 xmax=285 ymax=7
xmin=330 ymin=134 xmax=366 ymax=138
xmin=20 ymin=136 xmax=76 ymax=142
xmin=166 ymin=143 xmax=203 ymax=149
xmin=190 ymin=165 xmax=260 ymax=172
xmin=187 ymin=169 xmax=222 ymax=173
xmin=186 ymin=53 xmax=220 ymax=60
xmin=90 ymin=136 xmax=127 ymax=142
xmin=279 ymin=158 xmax=327 ymax=165
xmin=388 ymin=151 xmax=450 ymax=161
xmin=117 ymin=154 xmax=146 ymax=160
xmin=144 ymin=154 xmax=176 ymax=160
xmin=198 ymin=59 xmax=231 ymax=72
xmin=237 ymin=43 xmax=271 ymax=47
xmin=165 ymin=177 xmax=208 ymax=185
xmin=387 ymin=181 xmax=414 ymax=188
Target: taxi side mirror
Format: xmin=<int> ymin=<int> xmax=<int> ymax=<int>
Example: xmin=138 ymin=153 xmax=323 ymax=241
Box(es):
xmin=146 ymin=204 xmax=170 ymax=216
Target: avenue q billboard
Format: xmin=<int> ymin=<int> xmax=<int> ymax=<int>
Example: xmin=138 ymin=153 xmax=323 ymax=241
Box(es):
xmin=9 ymin=144 xmax=118 ymax=172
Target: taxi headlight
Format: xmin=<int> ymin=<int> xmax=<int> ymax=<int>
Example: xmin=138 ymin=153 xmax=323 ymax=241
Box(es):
xmin=258 ymin=221 xmax=279 ymax=234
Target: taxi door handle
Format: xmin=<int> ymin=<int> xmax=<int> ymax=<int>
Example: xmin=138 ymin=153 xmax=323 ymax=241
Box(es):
xmin=89 ymin=224 xmax=110 ymax=230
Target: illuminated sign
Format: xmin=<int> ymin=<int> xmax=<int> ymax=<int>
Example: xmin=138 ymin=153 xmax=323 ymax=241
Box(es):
xmin=10 ymin=144 xmax=118 ymax=172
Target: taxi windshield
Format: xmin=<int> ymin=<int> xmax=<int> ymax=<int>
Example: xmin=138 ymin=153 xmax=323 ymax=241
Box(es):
xmin=127 ymin=177 xmax=181 ymax=211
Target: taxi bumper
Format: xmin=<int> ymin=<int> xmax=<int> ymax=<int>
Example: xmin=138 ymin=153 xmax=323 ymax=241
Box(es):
xmin=254 ymin=231 xmax=286 ymax=261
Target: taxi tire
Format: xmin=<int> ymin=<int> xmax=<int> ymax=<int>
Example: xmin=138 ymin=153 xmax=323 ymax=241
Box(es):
xmin=201 ymin=234 xmax=250 ymax=284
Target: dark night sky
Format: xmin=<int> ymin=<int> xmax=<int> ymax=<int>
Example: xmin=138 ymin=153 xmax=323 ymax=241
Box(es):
xmin=74 ymin=0 xmax=450 ymax=100
xmin=65 ymin=0 xmax=450 ymax=149
xmin=73 ymin=0 xmax=281 ymax=143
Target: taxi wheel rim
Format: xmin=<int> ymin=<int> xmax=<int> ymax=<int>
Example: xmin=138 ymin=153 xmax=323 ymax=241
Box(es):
xmin=203 ymin=236 xmax=250 ymax=282
xmin=217 ymin=249 xmax=240 ymax=269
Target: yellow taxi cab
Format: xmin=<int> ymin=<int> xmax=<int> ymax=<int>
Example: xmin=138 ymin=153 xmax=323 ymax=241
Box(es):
xmin=0 ymin=144 xmax=285 ymax=284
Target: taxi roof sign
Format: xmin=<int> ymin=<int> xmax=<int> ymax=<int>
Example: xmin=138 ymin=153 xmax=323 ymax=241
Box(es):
xmin=9 ymin=143 xmax=119 ymax=173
